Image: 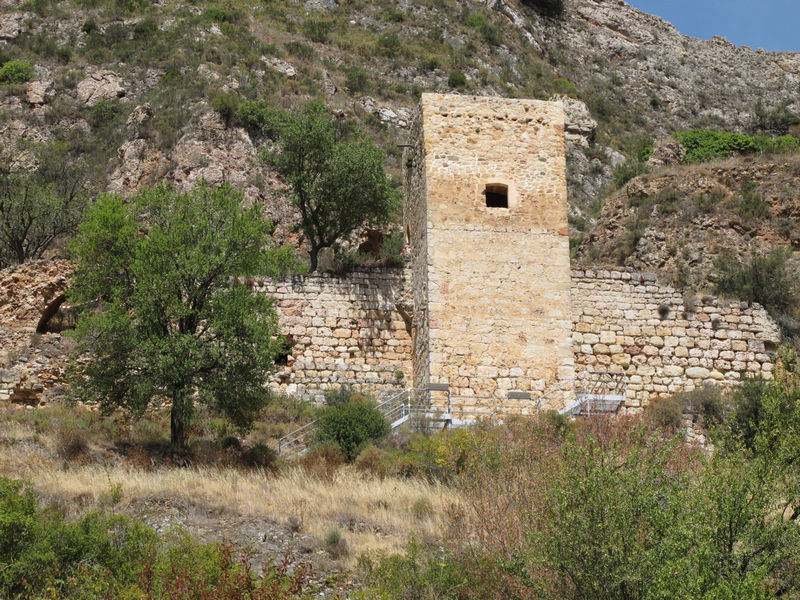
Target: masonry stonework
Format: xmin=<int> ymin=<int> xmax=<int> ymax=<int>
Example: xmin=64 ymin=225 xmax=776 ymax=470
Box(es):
xmin=571 ymin=268 xmax=780 ymax=409
xmin=259 ymin=268 xmax=780 ymax=409
xmin=253 ymin=269 xmax=412 ymax=403
xmin=403 ymin=93 xmax=575 ymax=408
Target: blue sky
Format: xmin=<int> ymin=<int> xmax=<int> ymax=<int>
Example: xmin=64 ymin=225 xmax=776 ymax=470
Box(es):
xmin=625 ymin=0 xmax=799 ymax=52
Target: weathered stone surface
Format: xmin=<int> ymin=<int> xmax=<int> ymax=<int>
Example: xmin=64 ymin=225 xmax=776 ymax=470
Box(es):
xmin=572 ymin=268 xmax=779 ymax=409
xmin=686 ymin=367 xmax=710 ymax=379
xmin=253 ymin=269 xmax=412 ymax=403
xmin=552 ymin=95 xmax=596 ymax=147
xmin=262 ymin=56 xmax=297 ymax=79
xmin=0 ymin=11 xmax=28 ymax=39
xmin=25 ymin=80 xmax=55 ymax=105
xmin=404 ymin=93 xmax=573 ymax=409
xmin=76 ymin=70 xmax=126 ymax=106
xmin=647 ymin=138 xmax=687 ymax=167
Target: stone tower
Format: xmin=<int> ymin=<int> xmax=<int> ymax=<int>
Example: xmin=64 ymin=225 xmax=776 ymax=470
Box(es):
xmin=403 ymin=93 xmax=574 ymax=411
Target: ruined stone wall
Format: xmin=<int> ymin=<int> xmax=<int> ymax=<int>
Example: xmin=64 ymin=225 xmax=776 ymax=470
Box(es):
xmin=406 ymin=93 xmax=574 ymax=407
xmin=252 ymin=269 xmax=413 ymax=403
xmin=571 ymin=268 xmax=781 ymax=410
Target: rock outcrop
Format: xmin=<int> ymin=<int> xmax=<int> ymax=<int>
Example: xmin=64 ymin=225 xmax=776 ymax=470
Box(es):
xmin=76 ymin=70 xmax=126 ymax=106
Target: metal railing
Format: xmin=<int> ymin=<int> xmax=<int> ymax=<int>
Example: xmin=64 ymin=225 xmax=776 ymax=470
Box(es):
xmin=277 ymin=371 xmax=629 ymax=457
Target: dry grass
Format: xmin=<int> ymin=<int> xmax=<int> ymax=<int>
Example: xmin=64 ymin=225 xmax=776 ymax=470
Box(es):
xmin=0 ymin=416 xmax=460 ymax=566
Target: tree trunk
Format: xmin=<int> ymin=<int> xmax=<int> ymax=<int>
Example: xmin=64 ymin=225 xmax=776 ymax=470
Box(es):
xmin=309 ymin=244 xmax=320 ymax=272
xmin=170 ymin=392 xmax=189 ymax=449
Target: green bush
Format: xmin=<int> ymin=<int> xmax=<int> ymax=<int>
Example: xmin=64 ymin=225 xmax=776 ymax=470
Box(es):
xmin=646 ymin=385 xmax=725 ymax=430
xmin=211 ymin=91 xmax=241 ymax=128
xmin=236 ymin=100 xmax=283 ymax=138
xmin=317 ymin=401 xmax=389 ymax=461
xmin=736 ymin=182 xmax=771 ymax=220
xmin=89 ymin=97 xmax=121 ymax=129
xmin=344 ymin=67 xmax=370 ymax=94
xmin=673 ymin=129 xmax=759 ymax=163
xmin=284 ymin=41 xmax=316 ymax=60
xmin=302 ymin=17 xmax=333 ymax=43
xmin=0 ymin=60 xmax=34 ymax=84
xmin=361 ymin=539 xmax=466 ymax=599
xmin=376 ymin=33 xmax=402 ymax=56
xmin=202 ymin=7 xmax=236 ymax=23
xmin=0 ymin=477 xmax=320 ymax=598
xmin=713 ymin=248 xmax=798 ymax=317
xmin=464 ymin=12 xmax=502 ymax=46
xmin=241 ymin=443 xmax=279 ymax=470
xmin=447 ymin=69 xmax=467 ymax=88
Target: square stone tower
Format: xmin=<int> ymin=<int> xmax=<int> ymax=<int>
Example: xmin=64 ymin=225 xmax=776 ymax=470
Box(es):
xmin=404 ymin=93 xmax=574 ymax=410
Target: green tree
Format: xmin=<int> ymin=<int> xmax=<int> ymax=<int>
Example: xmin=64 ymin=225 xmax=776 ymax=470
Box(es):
xmin=264 ymin=101 xmax=401 ymax=272
xmin=68 ymin=184 xmax=295 ymax=448
xmin=0 ymin=155 xmax=87 ymax=267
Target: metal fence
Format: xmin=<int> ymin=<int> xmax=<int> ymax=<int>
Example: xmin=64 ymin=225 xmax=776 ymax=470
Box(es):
xmin=277 ymin=371 xmax=628 ymax=458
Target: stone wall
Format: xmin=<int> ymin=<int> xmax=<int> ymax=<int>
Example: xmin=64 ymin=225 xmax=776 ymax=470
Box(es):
xmin=571 ymin=268 xmax=781 ymax=410
xmin=404 ymin=93 xmax=574 ymax=408
xmin=252 ymin=268 xmax=413 ymax=403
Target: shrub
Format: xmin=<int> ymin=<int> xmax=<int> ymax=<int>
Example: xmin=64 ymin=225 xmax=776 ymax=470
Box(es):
xmin=0 ymin=60 xmax=34 ymax=84
xmin=447 ymin=69 xmax=466 ymax=88
xmin=236 ymin=100 xmax=283 ymax=138
xmin=611 ymin=159 xmax=649 ymax=188
xmin=720 ymin=377 xmax=770 ymax=450
xmin=299 ymin=441 xmax=345 ymax=479
xmin=673 ymin=129 xmax=759 ymax=163
xmin=241 ymin=443 xmax=278 ymax=470
xmin=55 ymin=417 xmax=90 ymax=460
xmin=302 ymin=18 xmax=333 ymax=43
xmin=324 ymin=384 xmax=372 ymax=407
xmin=89 ymin=97 xmax=121 ymax=129
xmin=376 ymin=33 xmax=402 ymax=56
xmin=317 ymin=402 xmax=389 ymax=461
xmin=211 ymin=91 xmax=241 ymax=128
xmin=325 ymin=527 xmax=349 ymax=560
xmin=464 ymin=12 xmax=502 ymax=46
xmin=0 ymin=477 xmax=320 ymax=598
xmin=202 ymin=7 xmax=235 ymax=23
xmin=713 ymin=248 xmax=798 ymax=316
xmin=354 ymin=444 xmax=394 ymax=479
xmin=736 ymin=182 xmax=771 ymax=220
xmin=344 ymin=67 xmax=370 ymax=94
xmin=284 ymin=41 xmax=316 ymax=60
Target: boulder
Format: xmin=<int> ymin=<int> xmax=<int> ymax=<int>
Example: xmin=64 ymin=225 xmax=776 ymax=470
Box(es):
xmin=648 ymin=138 xmax=687 ymax=167
xmin=76 ymin=70 xmax=126 ymax=106
xmin=25 ymin=80 xmax=55 ymax=105
xmin=262 ymin=57 xmax=297 ymax=79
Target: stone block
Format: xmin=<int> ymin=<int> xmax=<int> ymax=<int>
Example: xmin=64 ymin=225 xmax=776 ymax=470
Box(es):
xmin=686 ymin=367 xmax=710 ymax=379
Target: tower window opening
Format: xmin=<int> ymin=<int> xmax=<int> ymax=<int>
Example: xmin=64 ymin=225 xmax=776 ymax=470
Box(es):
xmin=484 ymin=183 xmax=508 ymax=208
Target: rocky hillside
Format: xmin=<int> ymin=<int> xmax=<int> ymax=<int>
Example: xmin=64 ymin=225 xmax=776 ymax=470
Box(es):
xmin=2 ymin=0 xmax=799 ymax=224
xmin=577 ymin=152 xmax=800 ymax=290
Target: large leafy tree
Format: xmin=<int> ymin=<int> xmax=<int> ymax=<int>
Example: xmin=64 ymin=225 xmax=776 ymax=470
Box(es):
xmin=68 ymin=184 xmax=295 ymax=448
xmin=265 ymin=101 xmax=401 ymax=272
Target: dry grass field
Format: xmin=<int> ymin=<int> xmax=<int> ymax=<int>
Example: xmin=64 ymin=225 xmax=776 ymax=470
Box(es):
xmin=0 ymin=405 xmax=460 ymax=569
